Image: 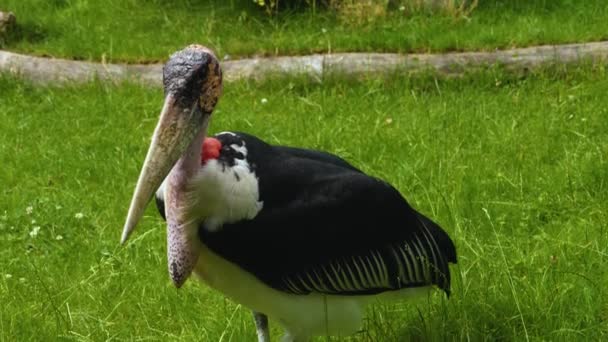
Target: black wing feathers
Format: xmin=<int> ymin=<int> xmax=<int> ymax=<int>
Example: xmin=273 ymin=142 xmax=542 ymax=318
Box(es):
xmin=273 ymin=145 xmax=361 ymax=173
xmin=201 ymin=133 xmax=456 ymax=296
xmin=155 ymin=195 xmax=166 ymax=221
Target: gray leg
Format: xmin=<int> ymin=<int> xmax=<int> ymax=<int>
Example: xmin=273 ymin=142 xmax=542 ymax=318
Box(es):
xmin=253 ymin=311 xmax=270 ymax=342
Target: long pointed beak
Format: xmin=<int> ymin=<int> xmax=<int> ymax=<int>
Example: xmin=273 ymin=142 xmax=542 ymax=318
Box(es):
xmin=121 ymin=94 xmax=203 ymax=244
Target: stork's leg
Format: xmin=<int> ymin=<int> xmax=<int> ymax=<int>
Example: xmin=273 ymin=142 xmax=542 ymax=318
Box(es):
xmin=253 ymin=311 xmax=270 ymax=342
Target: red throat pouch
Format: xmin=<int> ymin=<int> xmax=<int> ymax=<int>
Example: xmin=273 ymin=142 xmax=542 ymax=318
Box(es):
xmin=201 ymin=137 xmax=222 ymax=164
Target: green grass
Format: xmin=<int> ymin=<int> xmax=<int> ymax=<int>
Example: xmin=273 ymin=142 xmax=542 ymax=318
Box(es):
xmin=1 ymin=64 xmax=607 ymax=340
xmin=1 ymin=0 xmax=608 ymax=63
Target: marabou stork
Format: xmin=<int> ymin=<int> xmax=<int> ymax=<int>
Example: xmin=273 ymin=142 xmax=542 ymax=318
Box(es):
xmin=121 ymin=45 xmax=457 ymax=342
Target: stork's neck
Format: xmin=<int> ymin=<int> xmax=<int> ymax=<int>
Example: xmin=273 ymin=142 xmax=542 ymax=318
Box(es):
xmin=168 ymin=124 xmax=207 ymax=201
xmin=164 ymin=122 xmax=208 ymax=288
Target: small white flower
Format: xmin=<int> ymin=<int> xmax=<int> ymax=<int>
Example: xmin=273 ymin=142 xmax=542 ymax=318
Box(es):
xmin=260 ymin=98 xmax=268 ymax=104
xmin=5 ymin=274 xmax=12 ymax=279
xmin=29 ymin=226 xmax=41 ymax=238
xmin=26 ymin=206 xmax=33 ymax=215
xmin=74 ymin=213 xmax=84 ymax=219
xmin=55 ymin=235 xmax=63 ymax=241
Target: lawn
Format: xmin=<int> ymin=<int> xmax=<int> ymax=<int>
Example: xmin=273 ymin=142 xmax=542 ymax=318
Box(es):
xmin=1 ymin=0 xmax=607 ymax=63
xmin=0 ymin=64 xmax=606 ymax=340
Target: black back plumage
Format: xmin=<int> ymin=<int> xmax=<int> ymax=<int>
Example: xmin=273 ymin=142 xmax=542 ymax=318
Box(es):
xmin=196 ymin=132 xmax=457 ymax=296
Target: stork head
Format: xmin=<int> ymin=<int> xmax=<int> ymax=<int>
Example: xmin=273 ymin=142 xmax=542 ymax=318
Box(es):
xmin=121 ymin=45 xmax=222 ymax=248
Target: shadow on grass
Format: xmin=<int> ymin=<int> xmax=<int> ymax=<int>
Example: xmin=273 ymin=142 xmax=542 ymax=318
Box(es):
xmin=474 ymin=0 xmax=593 ymax=14
xmin=149 ymin=0 xmax=329 ymax=19
xmin=1 ymin=21 xmax=48 ymax=48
